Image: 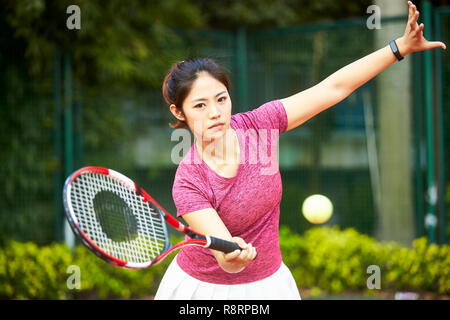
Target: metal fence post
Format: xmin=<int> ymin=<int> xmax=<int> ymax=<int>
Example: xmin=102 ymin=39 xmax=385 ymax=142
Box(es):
xmin=74 ymin=82 xmax=83 ymax=170
xmin=63 ymin=53 xmax=75 ymax=247
xmin=53 ymin=47 xmax=63 ymax=243
xmin=434 ymin=8 xmax=446 ymax=244
xmin=413 ymin=51 xmax=425 ymax=238
xmin=236 ymin=27 xmax=248 ymax=112
xmin=422 ymin=0 xmax=437 ymax=243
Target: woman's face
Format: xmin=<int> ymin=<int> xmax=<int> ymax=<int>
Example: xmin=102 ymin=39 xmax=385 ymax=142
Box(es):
xmin=175 ymin=71 xmax=232 ymax=143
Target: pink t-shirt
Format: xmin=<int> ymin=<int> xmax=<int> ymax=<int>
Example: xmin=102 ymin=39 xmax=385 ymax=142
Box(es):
xmin=172 ymin=99 xmax=288 ymax=284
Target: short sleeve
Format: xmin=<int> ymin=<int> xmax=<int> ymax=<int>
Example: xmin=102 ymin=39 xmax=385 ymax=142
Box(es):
xmin=172 ymin=164 xmax=213 ymax=217
xmin=232 ymin=100 xmax=288 ymax=134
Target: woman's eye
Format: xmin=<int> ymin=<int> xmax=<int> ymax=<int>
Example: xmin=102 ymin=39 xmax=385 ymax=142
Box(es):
xmin=195 ymin=103 xmax=205 ymax=109
xmin=218 ymin=96 xmax=227 ymax=103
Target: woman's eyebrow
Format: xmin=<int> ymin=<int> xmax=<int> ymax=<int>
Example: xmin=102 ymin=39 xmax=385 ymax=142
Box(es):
xmin=190 ymin=90 xmax=227 ymax=103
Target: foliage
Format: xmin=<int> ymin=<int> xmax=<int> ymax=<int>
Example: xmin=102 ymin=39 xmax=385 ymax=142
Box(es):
xmin=69 ymin=245 xmax=172 ymax=299
xmin=0 ymin=62 xmax=56 ymax=245
xmin=2 ymin=0 xmax=372 ymax=87
xmin=0 ymin=240 xmax=177 ymax=299
xmin=2 ymin=0 xmax=204 ymax=88
xmin=280 ymin=226 xmax=450 ymax=296
xmin=0 ymin=1 xmax=389 ymax=246
xmin=0 ymin=241 xmax=72 ymax=299
xmin=1 ymin=227 xmax=449 ymax=299
xmin=447 ymin=182 xmax=450 ymax=240
xmin=197 ymin=0 xmax=372 ymax=30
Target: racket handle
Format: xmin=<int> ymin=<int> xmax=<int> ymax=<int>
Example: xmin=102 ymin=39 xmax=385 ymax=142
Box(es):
xmin=208 ymin=236 xmax=242 ymax=253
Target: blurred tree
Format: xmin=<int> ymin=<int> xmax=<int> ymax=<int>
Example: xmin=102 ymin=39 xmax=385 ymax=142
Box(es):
xmin=2 ymin=0 xmax=373 ymax=88
xmin=198 ymin=0 xmax=372 ymax=30
xmin=3 ymin=0 xmax=204 ymax=88
xmin=0 ymin=0 xmax=389 ymax=245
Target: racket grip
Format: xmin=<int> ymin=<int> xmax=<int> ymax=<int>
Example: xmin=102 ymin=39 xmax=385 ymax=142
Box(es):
xmin=208 ymin=236 xmax=241 ymax=253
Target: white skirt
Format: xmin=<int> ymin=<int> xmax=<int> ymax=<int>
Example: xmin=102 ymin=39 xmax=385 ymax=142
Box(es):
xmin=154 ymin=256 xmax=301 ymax=300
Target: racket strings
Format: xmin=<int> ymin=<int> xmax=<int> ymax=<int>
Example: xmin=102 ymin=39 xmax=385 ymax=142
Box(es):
xmin=70 ymin=173 xmax=166 ymax=264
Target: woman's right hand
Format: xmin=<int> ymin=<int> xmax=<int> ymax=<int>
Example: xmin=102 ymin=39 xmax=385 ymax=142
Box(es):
xmin=215 ymin=237 xmax=257 ymax=274
xmin=180 ymin=209 xmax=257 ymax=274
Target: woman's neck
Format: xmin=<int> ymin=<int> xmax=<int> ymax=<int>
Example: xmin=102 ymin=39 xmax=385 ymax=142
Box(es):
xmin=196 ymin=128 xmax=239 ymax=166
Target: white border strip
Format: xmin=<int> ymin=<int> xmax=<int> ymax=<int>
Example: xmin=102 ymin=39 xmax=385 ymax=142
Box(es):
xmin=66 ymin=183 xmax=78 ymax=224
xmin=204 ymin=235 xmax=211 ymax=248
xmin=108 ymin=169 xmax=136 ymax=191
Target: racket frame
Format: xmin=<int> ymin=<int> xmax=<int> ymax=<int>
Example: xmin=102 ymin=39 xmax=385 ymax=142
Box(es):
xmin=63 ymin=166 xmax=239 ymax=269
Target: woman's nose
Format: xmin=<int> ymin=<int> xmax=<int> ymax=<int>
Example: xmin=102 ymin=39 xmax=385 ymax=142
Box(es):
xmin=209 ymin=103 xmax=221 ymax=118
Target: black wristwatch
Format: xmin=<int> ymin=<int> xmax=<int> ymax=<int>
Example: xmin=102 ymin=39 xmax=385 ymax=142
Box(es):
xmin=389 ymin=40 xmax=404 ymax=61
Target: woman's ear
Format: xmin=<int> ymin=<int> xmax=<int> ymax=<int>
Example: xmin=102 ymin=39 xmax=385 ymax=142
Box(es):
xmin=169 ymin=104 xmax=186 ymax=122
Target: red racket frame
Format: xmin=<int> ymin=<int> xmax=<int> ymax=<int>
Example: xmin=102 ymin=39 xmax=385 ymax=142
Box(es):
xmin=63 ymin=166 xmax=241 ymax=269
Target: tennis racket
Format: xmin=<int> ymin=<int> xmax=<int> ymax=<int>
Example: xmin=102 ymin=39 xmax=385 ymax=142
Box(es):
xmin=63 ymin=166 xmax=243 ymax=269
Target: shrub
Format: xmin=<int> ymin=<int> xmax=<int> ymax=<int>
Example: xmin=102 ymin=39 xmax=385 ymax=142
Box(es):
xmin=1 ymin=228 xmax=449 ymax=299
xmin=0 ymin=241 xmax=72 ymax=299
xmin=279 ymin=226 xmax=450 ymax=295
xmin=70 ymin=245 xmax=173 ymax=299
xmin=0 ymin=240 xmax=176 ymax=299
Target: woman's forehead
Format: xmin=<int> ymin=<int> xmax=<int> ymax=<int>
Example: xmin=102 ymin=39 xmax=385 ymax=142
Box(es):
xmin=188 ymin=73 xmax=228 ymax=99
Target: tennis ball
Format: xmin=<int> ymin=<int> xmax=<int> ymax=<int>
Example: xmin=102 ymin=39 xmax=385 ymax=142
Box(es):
xmin=302 ymin=194 xmax=333 ymax=224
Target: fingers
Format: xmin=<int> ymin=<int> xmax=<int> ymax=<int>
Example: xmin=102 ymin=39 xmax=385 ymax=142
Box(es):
xmin=224 ymin=248 xmax=241 ymax=260
xmin=405 ymin=1 xmax=446 ymax=52
xmin=426 ymin=41 xmax=447 ymax=50
xmin=224 ymin=237 xmax=257 ymax=261
xmin=408 ymin=3 xmax=419 ymax=30
xmin=233 ymin=236 xmax=257 ymax=260
xmin=223 ymin=237 xmax=245 ymax=261
xmin=407 ymin=1 xmax=420 ymax=30
xmin=231 ymin=236 xmax=247 ymax=249
xmin=408 ymin=1 xmax=414 ymax=19
xmin=238 ymin=242 xmax=257 ymax=261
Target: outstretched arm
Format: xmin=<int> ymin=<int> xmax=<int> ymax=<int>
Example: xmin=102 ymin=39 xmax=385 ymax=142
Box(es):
xmin=281 ymin=1 xmax=446 ymax=132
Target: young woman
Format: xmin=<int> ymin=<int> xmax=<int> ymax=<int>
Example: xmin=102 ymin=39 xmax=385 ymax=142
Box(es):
xmin=154 ymin=1 xmax=445 ymax=300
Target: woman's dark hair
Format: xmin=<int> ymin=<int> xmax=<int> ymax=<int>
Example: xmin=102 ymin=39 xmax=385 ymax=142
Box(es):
xmin=162 ymin=58 xmax=231 ymax=129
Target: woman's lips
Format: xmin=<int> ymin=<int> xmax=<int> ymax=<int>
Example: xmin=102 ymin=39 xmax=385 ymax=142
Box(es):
xmin=209 ymin=123 xmax=224 ymax=130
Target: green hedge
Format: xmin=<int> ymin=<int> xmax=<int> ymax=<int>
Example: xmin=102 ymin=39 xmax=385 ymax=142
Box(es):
xmin=0 ymin=240 xmax=174 ymax=299
xmin=280 ymin=226 xmax=450 ymax=296
xmin=1 ymin=227 xmax=449 ymax=299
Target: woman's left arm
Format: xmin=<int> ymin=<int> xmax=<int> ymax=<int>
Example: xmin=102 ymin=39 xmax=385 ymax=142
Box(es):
xmin=281 ymin=1 xmax=446 ymax=132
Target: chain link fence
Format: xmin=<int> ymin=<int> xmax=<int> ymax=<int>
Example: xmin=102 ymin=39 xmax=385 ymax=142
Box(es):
xmin=1 ymin=13 xmax=448 ymax=246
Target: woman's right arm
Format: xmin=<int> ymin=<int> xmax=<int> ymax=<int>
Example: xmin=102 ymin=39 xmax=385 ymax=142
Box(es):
xmin=181 ymin=208 xmax=257 ymax=273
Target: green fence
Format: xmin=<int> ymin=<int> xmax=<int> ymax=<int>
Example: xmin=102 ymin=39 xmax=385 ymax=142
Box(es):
xmin=1 ymin=12 xmax=449 ymax=247
xmin=435 ymin=7 xmax=450 ymax=245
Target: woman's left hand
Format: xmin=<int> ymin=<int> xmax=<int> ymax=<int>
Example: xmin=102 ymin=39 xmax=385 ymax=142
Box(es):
xmin=396 ymin=1 xmax=446 ymax=56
